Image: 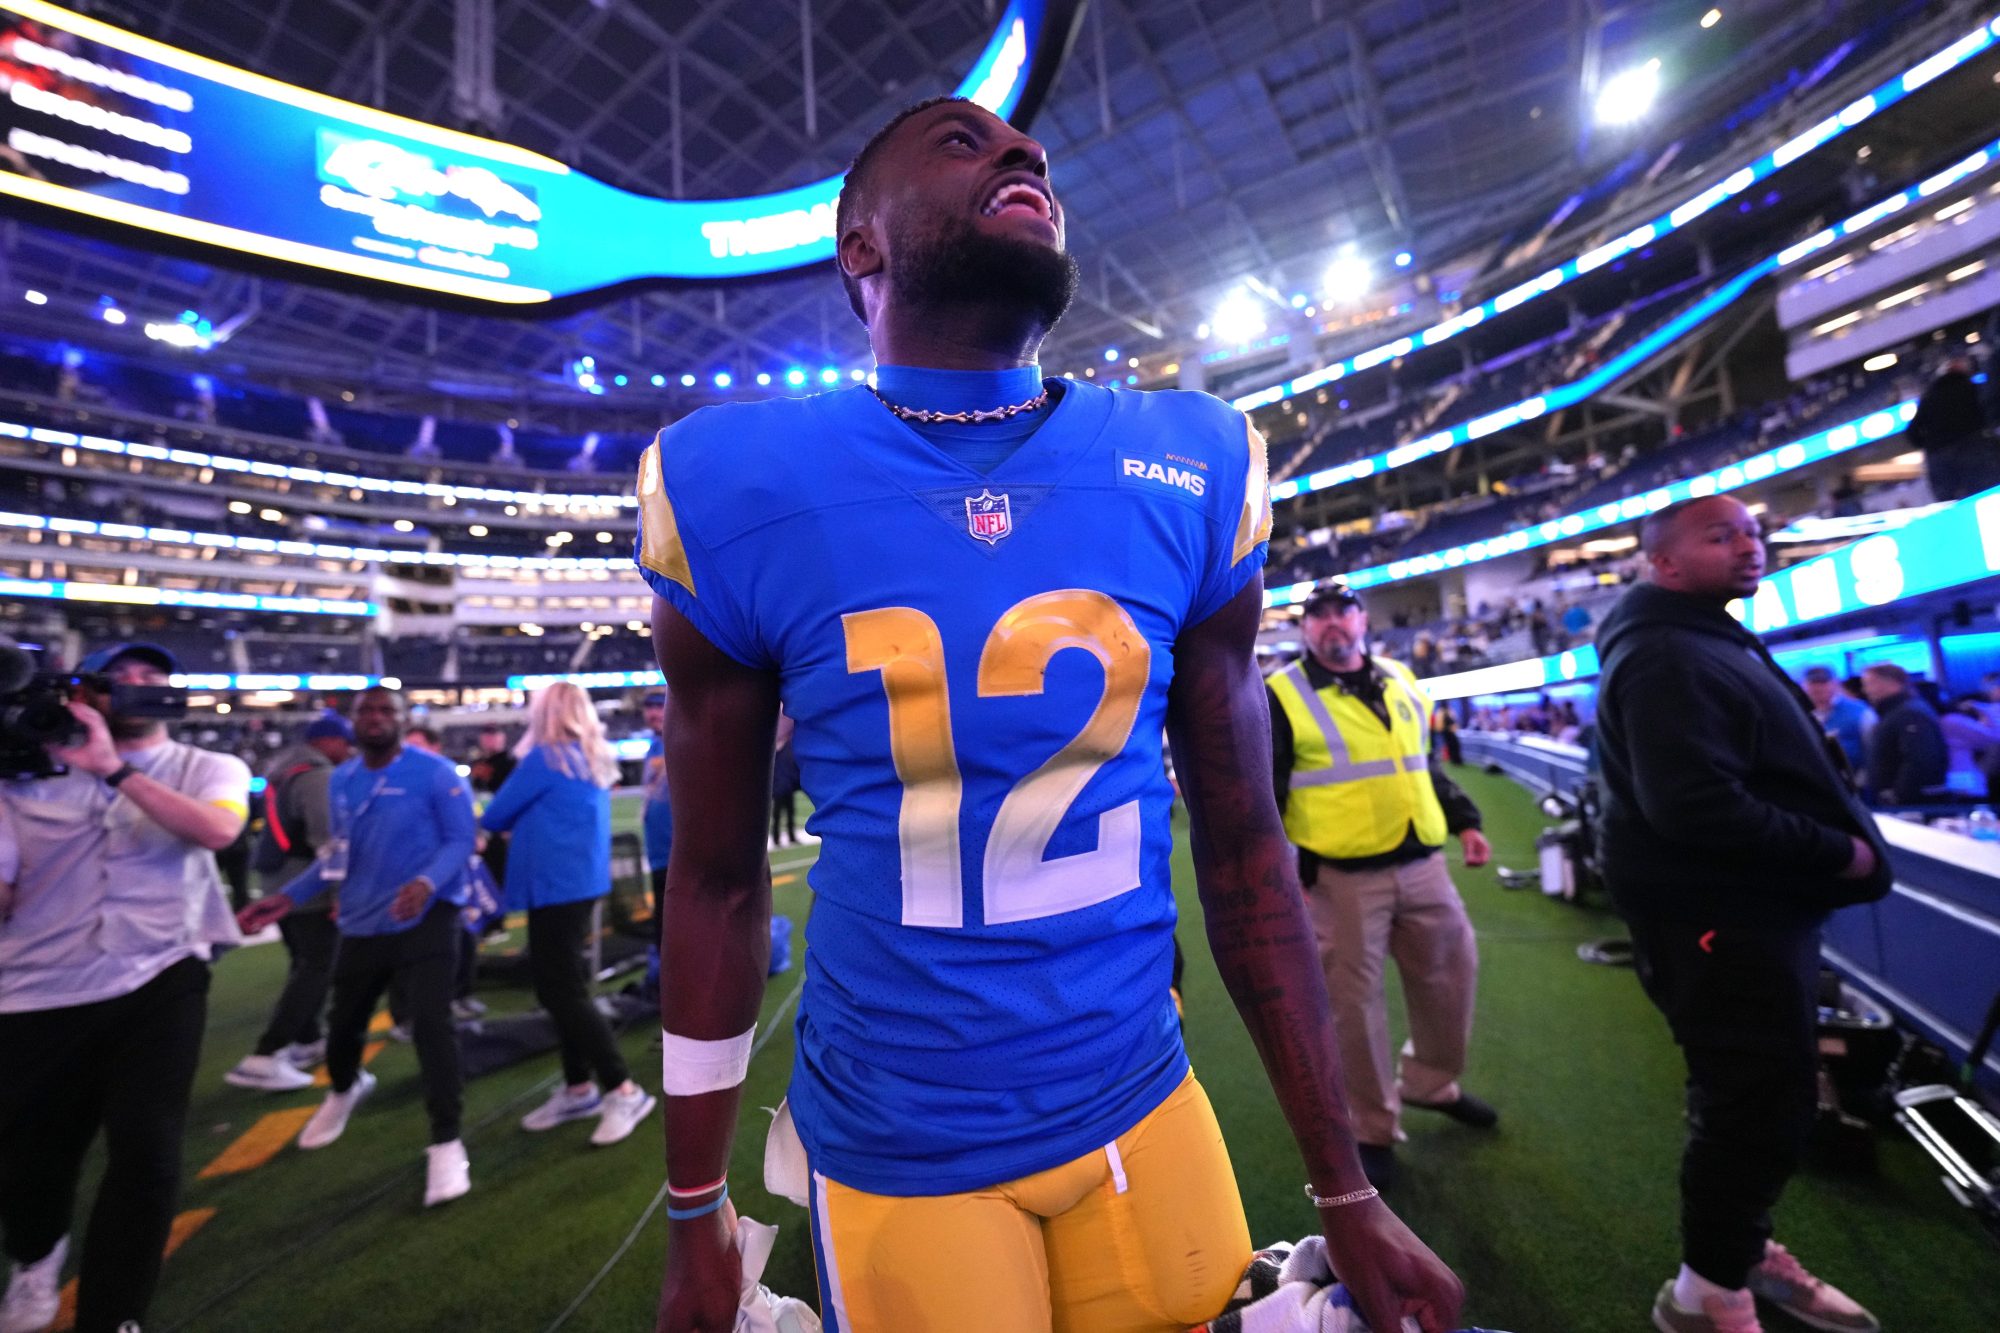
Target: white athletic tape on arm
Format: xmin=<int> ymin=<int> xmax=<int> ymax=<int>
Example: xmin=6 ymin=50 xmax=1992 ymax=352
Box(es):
xmin=660 ymin=1026 xmax=756 ymax=1095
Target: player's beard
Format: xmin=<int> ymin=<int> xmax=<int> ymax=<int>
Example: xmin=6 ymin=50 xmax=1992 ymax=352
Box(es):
xmin=890 ymin=209 xmax=1079 ymax=333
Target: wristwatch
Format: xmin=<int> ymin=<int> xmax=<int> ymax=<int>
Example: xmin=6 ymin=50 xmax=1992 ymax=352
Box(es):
xmin=105 ymin=763 xmax=139 ymax=788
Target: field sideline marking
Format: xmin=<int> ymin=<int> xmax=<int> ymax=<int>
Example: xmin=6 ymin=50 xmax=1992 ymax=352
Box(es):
xmin=198 ymin=1107 xmax=318 ymax=1179
xmin=49 ymin=1209 xmax=215 ymax=1332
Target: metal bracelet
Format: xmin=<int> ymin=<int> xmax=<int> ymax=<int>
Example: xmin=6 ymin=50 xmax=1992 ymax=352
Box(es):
xmin=1305 ymin=1182 xmax=1380 ymax=1209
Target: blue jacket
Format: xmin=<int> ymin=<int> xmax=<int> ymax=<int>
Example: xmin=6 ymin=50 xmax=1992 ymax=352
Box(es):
xmin=643 ymin=734 xmax=672 ymax=869
xmin=478 ymin=745 xmax=611 ymax=910
xmin=280 ymin=748 xmax=478 ymax=937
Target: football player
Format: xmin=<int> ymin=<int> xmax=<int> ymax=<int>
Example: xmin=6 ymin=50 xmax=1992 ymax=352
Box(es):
xmin=640 ymin=96 xmax=1463 ymax=1333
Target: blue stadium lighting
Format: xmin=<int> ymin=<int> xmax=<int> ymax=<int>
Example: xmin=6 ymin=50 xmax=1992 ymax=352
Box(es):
xmin=819 ymin=367 xmax=840 ymax=384
xmin=1257 ymin=125 xmax=2000 ymax=505
xmin=581 ymin=356 xmax=595 ymax=369
xmin=1230 ymin=17 xmax=2000 ymax=415
xmin=713 ymin=371 xmax=733 ymax=388
xmin=509 ymin=669 xmax=665 ymax=691
xmin=650 ymin=373 xmax=666 ymax=387
xmin=575 ymin=371 xmax=596 ymax=389
xmin=1264 ymin=402 xmax=1919 ymax=607
xmin=1290 ymin=294 xmax=1308 ymax=308
xmin=0 ymin=576 xmax=375 ymax=618
xmin=850 ymin=369 xmax=868 ymax=382
xmin=1104 ymin=347 xmax=1120 ymax=362
xmin=100 ymin=305 xmax=125 ymax=325
xmin=613 ymin=374 xmax=628 ymax=386
xmin=786 ymin=368 xmax=807 ymax=387
xmin=680 ymin=373 xmax=697 ymax=387
xmin=23 ymin=289 xmax=45 ymax=305
xmin=1419 ymin=483 xmax=2000 ymax=701
xmin=756 ymin=372 xmax=772 ymax=386
xmin=1394 ymin=251 xmax=1413 ymax=269
xmin=175 ymin=673 xmax=380 ymax=691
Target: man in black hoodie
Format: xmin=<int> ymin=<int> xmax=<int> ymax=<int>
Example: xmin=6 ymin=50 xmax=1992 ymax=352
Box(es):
xmin=1595 ymin=495 xmax=1891 ymax=1333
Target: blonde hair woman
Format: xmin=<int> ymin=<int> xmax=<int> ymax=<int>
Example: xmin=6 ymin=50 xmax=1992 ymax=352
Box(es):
xmin=480 ymin=683 xmax=654 ymax=1145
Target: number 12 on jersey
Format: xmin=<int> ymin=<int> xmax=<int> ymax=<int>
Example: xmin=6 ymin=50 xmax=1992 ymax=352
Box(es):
xmin=844 ymin=589 xmax=1150 ymax=929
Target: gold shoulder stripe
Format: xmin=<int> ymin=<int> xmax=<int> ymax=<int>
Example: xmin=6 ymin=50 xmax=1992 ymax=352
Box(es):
xmin=1232 ymin=419 xmax=1274 ymax=565
xmin=635 ymin=436 xmax=697 ymax=597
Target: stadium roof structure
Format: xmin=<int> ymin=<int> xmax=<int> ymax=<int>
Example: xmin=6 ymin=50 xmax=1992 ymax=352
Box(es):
xmin=0 ymin=0 xmax=1919 ymax=414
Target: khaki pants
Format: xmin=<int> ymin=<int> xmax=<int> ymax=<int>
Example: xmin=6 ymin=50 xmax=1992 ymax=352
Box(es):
xmin=1304 ymin=851 xmax=1477 ymax=1146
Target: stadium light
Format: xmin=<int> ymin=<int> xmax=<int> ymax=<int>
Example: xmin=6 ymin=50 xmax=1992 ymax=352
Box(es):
xmin=101 ymin=305 xmax=126 ymax=325
xmin=1394 ymin=251 xmax=1414 ymax=269
xmin=1596 ymin=59 xmax=1662 ymax=126
xmin=1104 ymin=347 xmax=1120 ymax=362
xmin=849 ymin=369 xmax=867 ymax=382
xmin=786 ymin=368 xmax=806 ymax=386
xmin=576 ymin=371 xmax=596 ymax=389
xmin=23 ymin=290 xmax=46 ymax=305
xmin=1322 ymin=254 xmax=1372 ymax=305
xmin=613 ymin=374 xmax=627 ymax=386
xmin=650 ymin=374 xmax=665 ymax=387
xmin=820 ymin=367 xmax=840 ymax=384
xmin=679 ymin=373 xmax=696 ymax=387
xmin=1701 ymin=8 xmax=1722 ymax=28
xmin=1211 ymin=288 xmax=1267 ymax=344
xmin=713 ymin=371 xmax=733 ymax=388
xmin=756 ymin=372 xmax=772 ymax=386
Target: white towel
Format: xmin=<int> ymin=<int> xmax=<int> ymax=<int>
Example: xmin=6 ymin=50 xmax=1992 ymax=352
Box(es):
xmin=733 ymin=1215 xmax=822 ymax=1333
xmin=1194 ymin=1238 xmax=1424 ymax=1333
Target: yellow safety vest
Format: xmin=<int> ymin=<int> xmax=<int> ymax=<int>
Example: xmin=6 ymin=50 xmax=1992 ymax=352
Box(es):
xmin=1270 ymin=655 xmax=1448 ymax=861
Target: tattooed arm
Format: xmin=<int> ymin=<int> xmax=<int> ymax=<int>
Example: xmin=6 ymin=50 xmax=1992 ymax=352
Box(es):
xmin=1167 ymin=576 xmax=1464 ymax=1333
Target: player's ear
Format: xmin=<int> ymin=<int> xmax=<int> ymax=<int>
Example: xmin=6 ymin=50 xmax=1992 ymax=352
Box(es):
xmin=838 ymin=221 xmax=883 ymax=286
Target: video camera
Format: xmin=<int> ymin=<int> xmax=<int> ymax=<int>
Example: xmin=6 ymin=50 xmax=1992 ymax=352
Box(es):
xmin=0 ymin=637 xmax=189 ymax=780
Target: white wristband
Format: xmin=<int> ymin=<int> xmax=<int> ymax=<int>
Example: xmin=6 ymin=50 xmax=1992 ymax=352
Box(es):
xmin=660 ymin=1026 xmax=756 ymax=1095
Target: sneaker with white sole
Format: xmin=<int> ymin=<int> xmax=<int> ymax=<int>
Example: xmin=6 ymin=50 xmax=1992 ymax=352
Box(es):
xmin=1747 ymin=1242 xmax=1879 ymax=1332
xmin=1652 ymin=1280 xmax=1763 ymax=1333
xmin=520 ymin=1085 xmax=603 ymax=1132
xmin=424 ymin=1140 xmax=470 ymax=1207
xmin=224 ymin=1053 xmax=314 ymax=1093
xmin=282 ymin=1039 xmax=325 ymax=1070
xmin=0 ymin=1235 xmax=66 ymax=1333
xmin=297 ymin=1069 xmax=376 ymax=1149
xmin=589 ymin=1084 xmax=658 ymax=1146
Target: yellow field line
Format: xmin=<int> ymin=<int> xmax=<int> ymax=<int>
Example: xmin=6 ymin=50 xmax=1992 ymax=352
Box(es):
xmin=198 ymin=1107 xmax=319 ymax=1179
xmin=49 ymin=1208 xmax=215 ymax=1331
xmin=313 ymin=1040 xmax=386 ymax=1088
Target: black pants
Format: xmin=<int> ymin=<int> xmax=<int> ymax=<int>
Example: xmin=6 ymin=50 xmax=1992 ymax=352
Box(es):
xmin=1629 ymin=916 xmax=1822 ymax=1289
xmin=528 ymin=898 xmax=630 ymax=1090
xmin=325 ymin=903 xmax=463 ymax=1144
xmin=0 ymin=957 xmax=209 ymax=1333
xmin=254 ymin=909 xmax=338 ymax=1055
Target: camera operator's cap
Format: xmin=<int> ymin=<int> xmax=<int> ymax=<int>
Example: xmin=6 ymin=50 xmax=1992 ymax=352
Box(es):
xmin=1300 ymin=583 xmax=1365 ymax=618
xmin=641 ymin=690 xmax=666 ymax=706
xmin=305 ymin=713 xmax=355 ymax=743
xmin=77 ymin=641 xmax=180 ymax=676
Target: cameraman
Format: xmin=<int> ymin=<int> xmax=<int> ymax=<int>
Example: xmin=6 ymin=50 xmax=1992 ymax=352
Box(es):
xmin=0 ymin=642 xmax=249 ymax=1333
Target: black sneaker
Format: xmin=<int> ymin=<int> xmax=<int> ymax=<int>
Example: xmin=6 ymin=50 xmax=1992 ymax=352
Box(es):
xmin=1405 ymin=1091 xmax=1499 ymax=1129
xmin=1357 ymin=1142 xmax=1398 ymax=1191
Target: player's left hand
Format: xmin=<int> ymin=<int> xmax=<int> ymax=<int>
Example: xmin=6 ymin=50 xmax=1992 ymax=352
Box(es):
xmin=390 ymin=877 xmax=434 ymax=922
xmin=1458 ymin=828 xmax=1491 ymax=868
xmin=1320 ymin=1196 xmax=1464 ymax=1333
xmin=48 ymin=701 xmax=120 ymax=778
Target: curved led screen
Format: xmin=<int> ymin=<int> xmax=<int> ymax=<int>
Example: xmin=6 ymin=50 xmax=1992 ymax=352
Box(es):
xmin=0 ymin=0 xmax=1084 ymax=304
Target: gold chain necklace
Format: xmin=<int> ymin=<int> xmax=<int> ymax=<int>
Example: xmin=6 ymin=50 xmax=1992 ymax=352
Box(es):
xmin=869 ymin=385 xmax=1050 ymax=425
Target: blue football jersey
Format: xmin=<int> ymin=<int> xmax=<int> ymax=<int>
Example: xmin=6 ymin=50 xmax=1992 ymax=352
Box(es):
xmin=634 ymin=379 xmax=1271 ymax=1195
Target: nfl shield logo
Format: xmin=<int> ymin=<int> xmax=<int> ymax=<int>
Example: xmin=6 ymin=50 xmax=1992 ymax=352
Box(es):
xmin=964 ymin=489 xmax=1013 ymax=545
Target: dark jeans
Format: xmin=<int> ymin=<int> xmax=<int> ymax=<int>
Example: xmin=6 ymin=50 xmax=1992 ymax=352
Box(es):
xmin=325 ymin=903 xmax=463 ymax=1144
xmin=1629 ymin=915 xmax=1822 ymax=1289
xmin=0 ymin=957 xmax=209 ymax=1333
xmin=528 ymin=898 xmax=630 ymax=1090
xmin=254 ymin=909 xmax=338 ymax=1055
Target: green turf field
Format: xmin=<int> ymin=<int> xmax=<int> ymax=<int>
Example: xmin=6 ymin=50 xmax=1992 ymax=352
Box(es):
xmin=60 ymin=772 xmax=2000 ymax=1331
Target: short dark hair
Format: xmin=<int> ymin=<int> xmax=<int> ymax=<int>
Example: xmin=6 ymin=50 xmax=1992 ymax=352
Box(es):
xmin=1802 ymin=666 xmax=1836 ymax=684
xmin=405 ymin=724 xmax=442 ymax=746
xmin=1862 ymin=662 xmax=1909 ymax=686
xmin=834 ymin=95 xmax=971 ymax=325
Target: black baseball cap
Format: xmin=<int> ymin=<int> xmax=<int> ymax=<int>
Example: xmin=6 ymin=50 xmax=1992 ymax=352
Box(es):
xmin=1300 ymin=583 xmax=1364 ymax=618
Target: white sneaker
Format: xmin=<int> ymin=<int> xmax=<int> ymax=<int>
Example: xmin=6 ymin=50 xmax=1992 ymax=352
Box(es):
xmin=424 ymin=1140 xmax=470 ymax=1207
xmin=297 ymin=1070 xmax=376 ymax=1149
xmin=589 ymin=1084 xmax=658 ymax=1146
xmin=520 ymin=1084 xmax=602 ymax=1132
xmin=282 ymin=1039 xmax=326 ymax=1070
xmin=224 ymin=1053 xmax=314 ymax=1092
xmin=0 ymin=1234 xmax=66 ymax=1333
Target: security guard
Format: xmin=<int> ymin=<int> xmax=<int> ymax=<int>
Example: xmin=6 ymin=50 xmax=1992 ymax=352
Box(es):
xmin=1268 ymin=584 xmax=1497 ymax=1190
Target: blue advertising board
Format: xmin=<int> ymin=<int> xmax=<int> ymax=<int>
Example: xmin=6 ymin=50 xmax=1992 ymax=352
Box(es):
xmin=0 ymin=0 xmax=1083 ymax=303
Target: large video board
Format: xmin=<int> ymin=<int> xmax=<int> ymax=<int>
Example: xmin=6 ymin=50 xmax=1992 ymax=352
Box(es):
xmin=0 ymin=0 xmax=1082 ymax=304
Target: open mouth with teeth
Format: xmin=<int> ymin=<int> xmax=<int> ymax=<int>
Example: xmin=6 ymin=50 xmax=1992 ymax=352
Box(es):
xmin=981 ymin=181 xmax=1054 ymax=223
